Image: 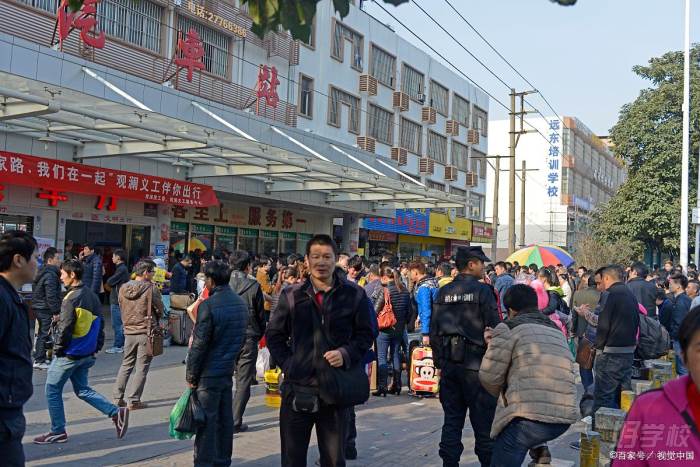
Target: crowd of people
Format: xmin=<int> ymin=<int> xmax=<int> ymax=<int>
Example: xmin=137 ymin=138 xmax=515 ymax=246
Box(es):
xmin=2 ymin=228 xmax=700 ymax=466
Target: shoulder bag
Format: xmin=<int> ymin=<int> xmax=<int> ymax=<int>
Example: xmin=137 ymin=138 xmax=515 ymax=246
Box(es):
xmin=377 ymin=287 xmax=397 ymax=331
xmin=146 ymin=285 xmax=164 ymax=357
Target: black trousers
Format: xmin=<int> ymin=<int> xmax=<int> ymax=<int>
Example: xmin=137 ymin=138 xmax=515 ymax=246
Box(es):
xmin=345 ymin=406 xmax=356 ymax=450
xmin=233 ymin=336 xmax=259 ymax=427
xmin=438 ymin=364 xmax=497 ymax=467
xmin=33 ymin=309 xmax=53 ymax=363
xmin=279 ymin=389 xmax=348 ymax=467
xmin=0 ymin=409 xmax=26 ymax=467
xmin=194 ymin=377 xmax=234 ymax=467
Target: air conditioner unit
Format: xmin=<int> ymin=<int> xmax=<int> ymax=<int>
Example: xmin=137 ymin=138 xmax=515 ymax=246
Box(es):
xmin=419 ymin=157 xmax=435 ymax=175
xmin=465 ymin=171 xmax=478 ymax=187
xmin=417 ymin=92 xmax=426 ymax=104
xmin=467 ymin=129 xmax=480 ymax=145
xmin=392 ymin=91 xmax=409 ymax=112
xmin=391 ymin=147 xmax=408 ymax=166
xmin=289 ymin=41 xmax=300 ymax=65
xmin=359 ymin=74 xmax=378 ymax=96
xmin=446 ymin=120 xmax=460 ymax=136
xmin=444 ymin=165 xmax=458 ymax=181
xmin=356 ymin=136 xmax=376 ymax=153
xmin=421 ymin=107 xmax=436 ymax=125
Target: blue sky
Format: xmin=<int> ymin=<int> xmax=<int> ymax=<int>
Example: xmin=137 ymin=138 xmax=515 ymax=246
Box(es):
xmin=362 ymin=0 xmax=700 ymax=135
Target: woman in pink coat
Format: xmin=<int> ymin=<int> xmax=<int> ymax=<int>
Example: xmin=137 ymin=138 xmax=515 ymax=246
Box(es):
xmin=614 ymin=306 xmax=700 ymax=465
xmin=530 ymin=279 xmax=567 ymax=336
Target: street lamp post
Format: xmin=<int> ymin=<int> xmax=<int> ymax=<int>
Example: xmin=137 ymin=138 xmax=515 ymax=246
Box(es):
xmin=681 ymin=0 xmax=691 ymax=269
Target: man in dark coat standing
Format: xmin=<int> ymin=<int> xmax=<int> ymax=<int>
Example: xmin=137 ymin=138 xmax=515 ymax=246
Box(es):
xmin=80 ymin=243 xmax=103 ymax=295
xmin=32 ymin=247 xmax=62 ymax=369
xmin=0 ymin=231 xmax=38 ymax=466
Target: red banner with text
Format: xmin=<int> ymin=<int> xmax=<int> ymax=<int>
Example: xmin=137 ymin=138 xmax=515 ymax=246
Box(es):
xmin=0 ymin=151 xmax=218 ymax=207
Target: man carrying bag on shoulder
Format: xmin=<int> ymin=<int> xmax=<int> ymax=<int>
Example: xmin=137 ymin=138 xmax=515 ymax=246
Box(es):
xmin=266 ymin=234 xmax=374 ymax=467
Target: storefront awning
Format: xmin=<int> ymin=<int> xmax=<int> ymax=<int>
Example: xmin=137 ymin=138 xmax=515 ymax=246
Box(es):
xmin=0 ymin=72 xmax=465 ymax=211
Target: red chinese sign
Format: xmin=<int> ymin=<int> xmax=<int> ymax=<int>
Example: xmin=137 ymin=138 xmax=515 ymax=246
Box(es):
xmin=472 ymin=222 xmax=494 ymax=240
xmin=0 ymin=152 xmax=218 ymax=207
xmin=57 ymin=0 xmax=105 ymax=50
xmin=256 ymin=65 xmax=280 ymax=108
xmin=175 ymin=28 xmax=205 ymax=82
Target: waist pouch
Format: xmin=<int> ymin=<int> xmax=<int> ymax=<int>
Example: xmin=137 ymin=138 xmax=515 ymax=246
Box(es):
xmin=290 ymin=384 xmax=319 ymax=414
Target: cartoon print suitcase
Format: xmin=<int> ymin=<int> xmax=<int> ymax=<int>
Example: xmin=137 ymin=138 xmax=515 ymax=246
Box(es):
xmin=409 ymin=345 xmax=440 ymax=395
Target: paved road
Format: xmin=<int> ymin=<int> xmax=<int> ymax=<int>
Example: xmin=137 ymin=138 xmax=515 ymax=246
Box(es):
xmin=23 ymin=322 xmax=585 ymax=466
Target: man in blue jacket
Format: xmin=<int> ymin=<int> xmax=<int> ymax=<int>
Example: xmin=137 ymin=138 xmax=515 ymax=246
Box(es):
xmin=80 ymin=243 xmax=103 ymax=295
xmin=493 ymin=261 xmax=514 ymax=315
xmin=661 ymin=273 xmax=691 ymax=376
xmin=408 ymin=261 xmax=438 ymax=345
xmin=187 ymin=260 xmax=248 ymax=467
xmin=0 ymin=231 xmax=38 ymax=466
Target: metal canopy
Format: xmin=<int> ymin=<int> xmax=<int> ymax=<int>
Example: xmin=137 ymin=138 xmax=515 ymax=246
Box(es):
xmin=0 ymin=72 xmax=465 ymax=210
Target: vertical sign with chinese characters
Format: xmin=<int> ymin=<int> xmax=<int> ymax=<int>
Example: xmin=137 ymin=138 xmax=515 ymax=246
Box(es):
xmin=546 ymin=119 xmax=561 ymax=199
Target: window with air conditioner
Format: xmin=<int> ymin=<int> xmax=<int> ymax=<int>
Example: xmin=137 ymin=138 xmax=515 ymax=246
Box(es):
xmin=370 ymin=44 xmax=396 ymax=88
xmin=430 ymin=80 xmax=449 ymax=116
xmin=328 ymin=87 xmax=361 ymax=134
xmin=401 ymin=64 xmax=424 ymax=102
xmin=473 ymin=106 xmax=488 ymax=137
xmin=400 ymin=117 xmax=422 ymax=154
xmin=451 ymin=141 xmax=469 ymax=171
xmin=332 ymin=20 xmax=364 ymax=71
xmin=367 ymin=104 xmax=393 ymax=145
xmin=427 ymin=180 xmax=445 ymax=191
xmin=452 ymin=93 xmax=471 ymax=128
xmin=299 ymin=74 xmax=314 ymax=118
xmin=427 ymin=131 xmax=447 ymax=165
xmin=178 ymin=16 xmax=230 ymax=78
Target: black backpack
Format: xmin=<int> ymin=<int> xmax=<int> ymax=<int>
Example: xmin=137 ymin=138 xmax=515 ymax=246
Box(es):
xmin=636 ymin=314 xmax=671 ymax=360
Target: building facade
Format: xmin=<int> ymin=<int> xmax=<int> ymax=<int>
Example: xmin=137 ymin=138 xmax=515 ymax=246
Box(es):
xmin=486 ymin=116 xmax=626 ymax=257
xmin=0 ymin=0 xmax=468 ymax=266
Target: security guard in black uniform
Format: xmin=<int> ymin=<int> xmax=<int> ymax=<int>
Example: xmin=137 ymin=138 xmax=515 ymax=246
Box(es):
xmin=429 ymin=246 xmax=501 ymax=467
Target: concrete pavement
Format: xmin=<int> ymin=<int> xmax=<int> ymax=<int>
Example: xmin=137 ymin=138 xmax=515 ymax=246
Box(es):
xmin=23 ymin=323 xmax=585 ymax=466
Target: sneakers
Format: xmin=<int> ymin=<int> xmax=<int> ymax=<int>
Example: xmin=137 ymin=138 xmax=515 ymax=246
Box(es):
xmin=128 ymin=401 xmax=148 ymax=410
xmin=105 ymin=347 xmax=124 ymax=354
xmin=33 ymin=431 xmax=68 ymax=444
xmin=345 ymin=446 xmax=358 ymax=460
xmin=112 ymin=407 xmax=129 ymax=439
xmin=529 ymin=446 xmax=552 ymax=465
xmin=33 ymin=361 xmax=50 ymax=370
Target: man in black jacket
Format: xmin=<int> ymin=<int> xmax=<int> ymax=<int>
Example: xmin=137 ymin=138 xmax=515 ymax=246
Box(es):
xmin=32 ymin=247 xmax=62 ymax=369
xmin=187 ymin=261 xmax=248 ymax=467
xmin=267 ymin=235 xmax=374 ymax=467
xmin=80 ymin=243 xmax=103 ymax=295
xmin=0 ymin=231 xmax=38 ymax=466
xmin=430 ymin=246 xmax=501 ymax=467
xmin=105 ymin=249 xmax=129 ymax=354
xmin=593 ymin=264 xmax=640 ymax=413
xmin=229 ymin=250 xmax=266 ymax=433
xmin=626 ymin=261 xmax=657 ymax=317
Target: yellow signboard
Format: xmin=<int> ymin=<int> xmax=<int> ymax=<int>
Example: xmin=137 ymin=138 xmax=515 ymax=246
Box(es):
xmin=429 ymin=211 xmax=472 ymax=240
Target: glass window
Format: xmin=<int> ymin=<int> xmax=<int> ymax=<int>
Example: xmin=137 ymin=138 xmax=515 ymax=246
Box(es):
xmin=473 ymin=106 xmax=488 ymax=136
xmin=178 ymin=16 xmax=229 ymax=78
xmin=332 ymin=21 xmax=363 ymax=70
xmin=368 ymin=104 xmax=393 ymax=145
xmin=469 ymin=192 xmax=484 ymax=219
xmin=561 ymin=167 xmax=570 ymax=195
xmin=472 ymin=149 xmax=487 ymax=178
xmin=400 ymin=117 xmax=422 ymax=154
xmin=427 ymin=180 xmax=445 ymax=191
xmin=100 ymin=0 xmax=163 ymax=52
xmin=427 ymin=131 xmax=447 ymax=164
xmin=370 ymin=45 xmax=396 ymax=87
xmin=328 ymin=87 xmax=361 ymax=133
xmin=299 ymin=75 xmax=313 ymax=118
xmin=430 ymin=80 xmax=449 ymax=115
xmin=451 ymin=141 xmax=469 ymax=171
xmin=401 ymin=64 xmax=424 ymax=101
xmin=450 ymin=187 xmax=467 ymax=217
xmin=452 ymin=94 xmax=470 ymax=128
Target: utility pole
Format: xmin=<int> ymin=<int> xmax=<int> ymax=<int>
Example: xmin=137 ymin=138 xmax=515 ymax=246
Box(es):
xmin=492 ymin=155 xmax=500 ymax=261
xmin=681 ymin=0 xmax=691 ymax=268
xmin=508 ymin=89 xmax=536 ymax=255
xmin=520 ymin=160 xmax=526 ymax=248
xmin=695 ymin=142 xmax=700 ymax=263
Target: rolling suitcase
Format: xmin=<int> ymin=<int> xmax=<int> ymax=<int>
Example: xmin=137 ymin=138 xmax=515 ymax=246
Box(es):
xmin=168 ymin=308 xmax=194 ymax=345
xmin=409 ymin=345 xmax=440 ymax=396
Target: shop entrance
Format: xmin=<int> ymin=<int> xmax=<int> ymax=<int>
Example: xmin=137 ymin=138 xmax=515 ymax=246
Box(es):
xmin=65 ymin=220 xmax=150 ymax=268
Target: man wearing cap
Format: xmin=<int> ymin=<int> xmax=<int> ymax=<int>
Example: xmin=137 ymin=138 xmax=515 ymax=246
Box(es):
xmin=430 ymin=246 xmax=501 ymax=467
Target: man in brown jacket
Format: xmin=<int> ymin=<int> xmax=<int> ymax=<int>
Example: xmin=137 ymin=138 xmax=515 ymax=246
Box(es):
xmin=113 ymin=261 xmax=164 ymax=410
xmin=480 ymin=284 xmax=579 ymax=466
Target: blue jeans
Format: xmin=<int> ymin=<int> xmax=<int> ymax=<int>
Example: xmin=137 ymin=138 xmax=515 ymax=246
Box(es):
xmin=580 ymin=367 xmax=594 ymax=392
xmin=377 ymin=332 xmax=402 ymax=372
xmin=46 ymin=356 xmax=118 ymax=433
xmin=490 ymin=418 xmax=570 ymax=466
xmin=674 ymin=340 xmax=688 ymax=376
xmin=110 ymin=304 xmax=124 ymax=349
xmin=593 ymin=352 xmax=634 ymax=414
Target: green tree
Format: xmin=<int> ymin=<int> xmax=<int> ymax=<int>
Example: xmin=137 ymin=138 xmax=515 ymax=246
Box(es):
xmin=593 ymin=45 xmax=700 ymax=256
